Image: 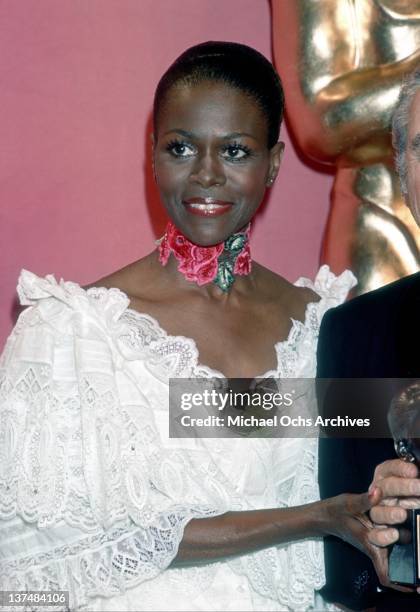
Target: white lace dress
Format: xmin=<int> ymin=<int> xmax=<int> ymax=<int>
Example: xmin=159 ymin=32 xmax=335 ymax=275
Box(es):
xmin=0 ymin=267 xmax=355 ymax=612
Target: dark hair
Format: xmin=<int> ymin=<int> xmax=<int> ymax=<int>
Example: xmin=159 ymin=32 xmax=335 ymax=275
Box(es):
xmin=153 ymin=41 xmax=284 ymax=148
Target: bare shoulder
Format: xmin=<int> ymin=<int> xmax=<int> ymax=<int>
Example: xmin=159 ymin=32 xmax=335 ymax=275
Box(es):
xmin=84 ymin=252 xmax=159 ymax=300
xmin=253 ymin=262 xmax=320 ymax=319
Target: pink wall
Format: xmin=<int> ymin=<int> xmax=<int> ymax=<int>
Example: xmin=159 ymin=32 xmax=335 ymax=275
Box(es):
xmin=1 ymin=0 xmax=332 ymax=347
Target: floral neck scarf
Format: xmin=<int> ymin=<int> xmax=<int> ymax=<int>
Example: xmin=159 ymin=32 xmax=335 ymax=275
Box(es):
xmin=158 ymin=222 xmax=251 ymax=292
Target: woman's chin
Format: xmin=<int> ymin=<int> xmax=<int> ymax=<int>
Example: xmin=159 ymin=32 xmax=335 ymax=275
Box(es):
xmin=170 ymin=219 xmax=249 ymax=247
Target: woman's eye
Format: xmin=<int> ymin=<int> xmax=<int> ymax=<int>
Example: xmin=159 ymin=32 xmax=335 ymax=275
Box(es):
xmin=221 ymin=145 xmax=252 ymax=161
xmin=166 ymin=141 xmax=195 ymax=158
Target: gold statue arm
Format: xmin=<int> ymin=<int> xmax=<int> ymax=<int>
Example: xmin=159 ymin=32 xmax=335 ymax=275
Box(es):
xmin=311 ymin=52 xmax=420 ymax=164
xmin=272 ymin=0 xmax=420 ymax=165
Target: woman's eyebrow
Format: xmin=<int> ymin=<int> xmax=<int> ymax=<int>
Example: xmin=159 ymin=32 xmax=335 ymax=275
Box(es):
xmin=222 ymin=132 xmax=258 ymax=141
xmin=163 ymin=128 xmax=194 ymax=137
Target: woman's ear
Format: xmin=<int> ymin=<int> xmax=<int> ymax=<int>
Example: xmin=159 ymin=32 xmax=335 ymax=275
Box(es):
xmin=266 ymin=141 xmax=285 ymax=187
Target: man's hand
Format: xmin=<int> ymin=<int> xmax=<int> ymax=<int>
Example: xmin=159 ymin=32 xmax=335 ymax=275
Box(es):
xmin=368 ymin=459 xmax=420 ymax=548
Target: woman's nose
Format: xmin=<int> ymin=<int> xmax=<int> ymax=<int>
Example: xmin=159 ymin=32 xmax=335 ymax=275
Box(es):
xmin=189 ymin=152 xmax=226 ymax=188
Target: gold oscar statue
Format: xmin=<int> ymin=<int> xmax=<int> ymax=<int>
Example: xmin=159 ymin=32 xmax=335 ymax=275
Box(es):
xmin=272 ymin=0 xmax=420 ymax=293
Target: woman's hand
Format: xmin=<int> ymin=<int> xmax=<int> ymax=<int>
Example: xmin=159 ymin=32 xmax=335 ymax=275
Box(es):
xmin=323 ymin=489 xmax=387 ymax=586
xmin=322 ymin=488 xmax=412 ymax=592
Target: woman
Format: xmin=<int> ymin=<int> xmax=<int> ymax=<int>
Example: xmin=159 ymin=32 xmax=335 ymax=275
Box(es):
xmin=0 ymin=42 xmax=385 ymax=611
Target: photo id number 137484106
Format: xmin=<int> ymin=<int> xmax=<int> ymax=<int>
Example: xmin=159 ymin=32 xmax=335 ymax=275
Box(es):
xmin=0 ymin=591 xmax=69 ymax=608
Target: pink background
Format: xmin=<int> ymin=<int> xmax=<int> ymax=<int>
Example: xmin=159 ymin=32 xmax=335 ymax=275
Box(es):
xmin=1 ymin=0 xmax=333 ymax=347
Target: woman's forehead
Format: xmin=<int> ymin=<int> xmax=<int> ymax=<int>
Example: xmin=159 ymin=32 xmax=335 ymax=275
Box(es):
xmin=157 ymin=81 xmax=268 ymax=137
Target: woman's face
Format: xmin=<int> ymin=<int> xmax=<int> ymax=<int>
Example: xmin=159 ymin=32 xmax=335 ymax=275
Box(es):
xmin=153 ymin=80 xmax=283 ymax=246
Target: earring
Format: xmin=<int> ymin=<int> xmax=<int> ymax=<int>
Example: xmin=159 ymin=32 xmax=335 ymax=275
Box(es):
xmin=267 ymin=178 xmax=274 ymax=186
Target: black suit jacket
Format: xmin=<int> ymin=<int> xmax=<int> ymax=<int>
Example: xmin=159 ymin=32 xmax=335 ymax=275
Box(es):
xmin=317 ymin=272 xmax=420 ymax=610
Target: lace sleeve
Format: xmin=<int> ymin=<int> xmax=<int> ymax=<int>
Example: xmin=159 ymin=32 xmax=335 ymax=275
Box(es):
xmin=0 ymin=272 xmax=222 ymax=611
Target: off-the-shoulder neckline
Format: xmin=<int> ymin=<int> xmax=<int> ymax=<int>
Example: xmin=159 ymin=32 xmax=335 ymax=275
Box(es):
xmin=118 ymin=300 xmax=320 ymax=379
xmin=17 ymin=266 xmax=356 ymax=378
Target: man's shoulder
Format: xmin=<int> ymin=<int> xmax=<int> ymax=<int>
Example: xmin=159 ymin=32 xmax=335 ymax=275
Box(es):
xmin=325 ymin=271 xmax=420 ymax=325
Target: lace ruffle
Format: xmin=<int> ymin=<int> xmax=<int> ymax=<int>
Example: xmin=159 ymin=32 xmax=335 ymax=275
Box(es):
xmin=2 ymin=504 xmax=222 ymax=612
xmin=3 ymin=508 xmax=216 ymax=611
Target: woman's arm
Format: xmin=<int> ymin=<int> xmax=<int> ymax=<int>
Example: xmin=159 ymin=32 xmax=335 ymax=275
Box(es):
xmin=173 ymin=491 xmax=388 ymax=581
xmin=174 ymin=502 xmax=321 ymax=565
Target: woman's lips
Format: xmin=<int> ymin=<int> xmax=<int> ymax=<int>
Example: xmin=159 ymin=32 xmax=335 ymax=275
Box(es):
xmin=183 ymin=197 xmax=233 ymax=217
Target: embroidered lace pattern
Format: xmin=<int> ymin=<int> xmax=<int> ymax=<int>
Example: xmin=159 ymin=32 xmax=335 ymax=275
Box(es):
xmin=0 ymin=266 xmax=355 ymax=611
